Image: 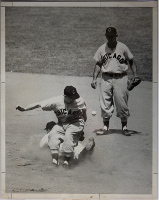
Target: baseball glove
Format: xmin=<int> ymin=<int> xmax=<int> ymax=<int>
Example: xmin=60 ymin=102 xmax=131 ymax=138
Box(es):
xmin=79 ymin=131 xmax=85 ymax=141
xmin=85 ymin=137 xmax=95 ymax=151
xmin=127 ymin=77 xmax=141 ymax=91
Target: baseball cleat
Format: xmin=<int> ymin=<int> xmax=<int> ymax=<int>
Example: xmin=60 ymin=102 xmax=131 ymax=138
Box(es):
xmin=63 ymin=160 xmax=69 ymax=166
xmin=63 ymin=161 xmax=69 ymax=169
xmin=85 ymin=137 xmax=95 ymax=151
xmin=63 ymin=156 xmax=71 ymax=168
xmin=52 ymin=158 xmax=59 ymax=166
xmin=122 ymin=129 xmax=131 ymax=136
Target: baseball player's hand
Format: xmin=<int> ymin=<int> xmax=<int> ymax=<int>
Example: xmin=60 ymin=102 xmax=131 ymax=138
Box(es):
xmin=91 ymin=80 xmax=97 ymax=89
xmin=16 ymin=106 xmax=26 ymax=112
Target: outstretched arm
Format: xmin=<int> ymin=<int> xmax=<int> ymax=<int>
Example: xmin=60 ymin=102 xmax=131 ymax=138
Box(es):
xmin=16 ymin=102 xmax=41 ymax=112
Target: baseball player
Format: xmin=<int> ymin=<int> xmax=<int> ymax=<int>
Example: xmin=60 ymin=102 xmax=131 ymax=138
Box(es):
xmin=91 ymin=27 xmax=139 ymax=136
xmin=40 ymin=121 xmax=95 ymax=160
xmin=16 ymin=86 xmax=94 ymax=166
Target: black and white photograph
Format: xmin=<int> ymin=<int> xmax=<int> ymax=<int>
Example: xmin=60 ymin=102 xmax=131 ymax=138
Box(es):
xmin=1 ymin=1 xmax=158 ymax=199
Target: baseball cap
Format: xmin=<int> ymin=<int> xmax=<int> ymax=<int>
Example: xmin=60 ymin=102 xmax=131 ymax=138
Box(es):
xmin=105 ymin=27 xmax=117 ymax=36
xmin=64 ymin=86 xmax=80 ymax=99
xmin=44 ymin=121 xmax=56 ymax=131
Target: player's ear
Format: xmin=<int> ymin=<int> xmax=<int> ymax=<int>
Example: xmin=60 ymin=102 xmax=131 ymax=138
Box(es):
xmin=116 ymin=34 xmax=118 ymax=37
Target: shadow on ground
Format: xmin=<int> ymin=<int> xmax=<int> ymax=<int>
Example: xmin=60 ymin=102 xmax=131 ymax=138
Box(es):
xmin=93 ymin=129 xmax=141 ymax=136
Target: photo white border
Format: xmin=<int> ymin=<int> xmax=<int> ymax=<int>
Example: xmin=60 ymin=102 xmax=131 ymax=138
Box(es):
xmin=1 ymin=1 xmax=158 ymax=199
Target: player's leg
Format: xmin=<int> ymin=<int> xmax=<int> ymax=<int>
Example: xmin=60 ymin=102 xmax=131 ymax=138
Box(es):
xmin=97 ymin=74 xmax=114 ymax=134
xmin=113 ymin=75 xmax=131 ymax=136
xmin=61 ymin=121 xmax=84 ymax=166
xmin=73 ymin=142 xmax=86 ymax=159
xmin=73 ymin=137 xmax=95 ymax=159
xmin=48 ymin=124 xmax=65 ymax=165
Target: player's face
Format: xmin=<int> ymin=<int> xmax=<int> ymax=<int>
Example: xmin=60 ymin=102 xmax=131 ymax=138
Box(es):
xmin=106 ymin=35 xmax=116 ymax=43
xmin=64 ymin=95 xmax=76 ymax=103
xmin=106 ymin=34 xmax=117 ymax=49
xmin=106 ymin=35 xmax=117 ymax=44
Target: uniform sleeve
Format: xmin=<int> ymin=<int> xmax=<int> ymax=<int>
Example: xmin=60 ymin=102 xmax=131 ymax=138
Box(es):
xmin=76 ymin=98 xmax=87 ymax=110
xmin=93 ymin=47 xmax=102 ymax=63
xmin=40 ymin=97 xmax=56 ymax=111
xmin=124 ymin=44 xmax=133 ymax=61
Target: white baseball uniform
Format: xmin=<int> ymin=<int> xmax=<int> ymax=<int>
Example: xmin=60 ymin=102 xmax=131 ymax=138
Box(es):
xmin=39 ymin=95 xmax=86 ymax=155
xmin=93 ymin=41 xmax=133 ymax=121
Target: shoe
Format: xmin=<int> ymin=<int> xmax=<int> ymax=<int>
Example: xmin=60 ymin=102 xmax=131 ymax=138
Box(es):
xmin=85 ymin=137 xmax=95 ymax=151
xmin=96 ymin=127 xmax=109 ymax=135
xmin=63 ymin=160 xmax=69 ymax=169
xmin=52 ymin=158 xmax=59 ymax=166
xmin=63 ymin=156 xmax=71 ymax=167
xmin=122 ymin=129 xmax=131 ymax=136
xmin=63 ymin=160 xmax=69 ymax=166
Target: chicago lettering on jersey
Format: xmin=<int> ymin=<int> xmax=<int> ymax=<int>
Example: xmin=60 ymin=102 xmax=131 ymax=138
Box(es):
xmin=54 ymin=109 xmax=81 ymax=116
xmin=102 ymin=53 xmax=126 ymax=64
xmin=68 ymin=109 xmax=81 ymax=116
xmin=55 ymin=109 xmax=67 ymax=116
xmin=67 ymin=110 xmax=82 ymax=121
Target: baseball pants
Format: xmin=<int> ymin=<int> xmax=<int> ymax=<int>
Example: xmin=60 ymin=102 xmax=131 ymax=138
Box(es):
xmin=100 ymin=73 xmax=130 ymax=122
xmin=48 ymin=121 xmax=85 ymax=156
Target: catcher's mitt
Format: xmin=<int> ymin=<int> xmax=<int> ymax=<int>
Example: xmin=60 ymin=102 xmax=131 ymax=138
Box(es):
xmin=127 ymin=77 xmax=141 ymax=91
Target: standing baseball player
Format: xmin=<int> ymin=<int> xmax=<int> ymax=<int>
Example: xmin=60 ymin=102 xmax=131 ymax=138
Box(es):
xmin=91 ymin=27 xmax=139 ymax=136
xmin=16 ymin=86 xmax=95 ymax=166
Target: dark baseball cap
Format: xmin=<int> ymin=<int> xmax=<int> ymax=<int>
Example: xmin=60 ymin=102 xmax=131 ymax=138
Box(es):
xmin=44 ymin=121 xmax=56 ymax=131
xmin=105 ymin=27 xmax=117 ymax=36
xmin=64 ymin=86 xmax=80 ymax=99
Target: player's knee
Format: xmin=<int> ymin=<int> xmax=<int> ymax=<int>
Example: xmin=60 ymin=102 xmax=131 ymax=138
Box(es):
xmin=48 ymin=141 xmax=59 ymax=150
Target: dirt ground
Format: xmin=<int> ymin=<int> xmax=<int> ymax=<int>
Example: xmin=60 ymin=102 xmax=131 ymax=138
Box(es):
xmin=5 ymin=72 xmax=152 ymax=195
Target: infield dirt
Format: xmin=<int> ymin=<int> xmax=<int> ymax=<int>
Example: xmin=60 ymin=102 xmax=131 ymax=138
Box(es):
xmin=5 ymin=72 xmax=152 ymax=194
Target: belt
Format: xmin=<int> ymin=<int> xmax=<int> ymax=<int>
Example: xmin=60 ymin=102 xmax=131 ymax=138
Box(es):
xmin=103 ymin=72 xmax=127 ymax=77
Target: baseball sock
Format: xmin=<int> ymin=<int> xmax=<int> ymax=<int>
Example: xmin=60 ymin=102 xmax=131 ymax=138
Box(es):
xmin=51 ymin=150 xmax=59 ymax=165
xmin=121 ymin=121 xmax=131 ymax=136
xmin=121 ymin=121 xmax=127 ymax=130
xmin=103 ymin=120 xmax=109 ymax=130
